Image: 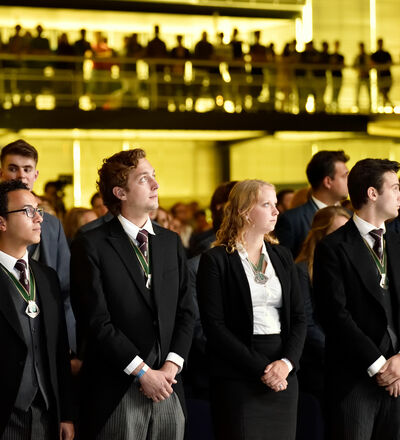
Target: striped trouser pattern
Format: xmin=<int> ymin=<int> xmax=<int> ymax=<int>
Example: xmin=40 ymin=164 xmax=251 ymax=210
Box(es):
xmin=0 ymin=404 xmax=54 ymax=440
xmin=97 ymin=382 xmax=185 ymax=440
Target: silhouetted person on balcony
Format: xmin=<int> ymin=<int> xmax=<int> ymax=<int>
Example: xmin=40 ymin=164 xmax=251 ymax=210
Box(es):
xmin=266 ymin=42 xmax=277 ymax=109
xmin=371 ymin=38 xmax=392 ymax=107
xmin=330 ymin=40 xmax=344 ymax=112
xmin=354 ymin=42 xmax=371 ymax=110
xmin=297 ymin=41 xmax=320 ymax=112
xmin=120 ymin=33 xmax=143 ymax=107
xmin=313 ymin=41 xmax=329 ymax=112
xmin=229 ymin=28 xmax=245 ymax=106
xmin=73 ymin=28 xmax=91 ymax=96
xmin=193 ymin=31 xmax=214 ymax=103
xmin=212 ymin=32 xmax=232 ymax=106
xmin=146 ymin=25 xmax=168 ymax=108
xmin=55 ymin=33 xmax=75 ymax=104
xmin=170 ymin=35 xmax=190 ymax=110
xmin=249 ymin=30 xmax=266 ymax=109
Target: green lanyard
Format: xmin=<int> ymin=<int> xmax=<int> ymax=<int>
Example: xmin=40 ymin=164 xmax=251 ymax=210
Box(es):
xmin=363 ymin=238 xmax=388 ymax=288
xmin=249 ymin=254 xmax=264 ymax=273
xmin=130 ymin=240 xmax=151 ymax=278
xmin=0 ymin=263 xmax=36 ymax=304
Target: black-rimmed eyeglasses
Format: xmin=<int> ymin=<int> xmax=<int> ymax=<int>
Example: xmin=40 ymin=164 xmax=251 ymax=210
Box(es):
xmin=6 ymin=205 xmax=44 ymax=218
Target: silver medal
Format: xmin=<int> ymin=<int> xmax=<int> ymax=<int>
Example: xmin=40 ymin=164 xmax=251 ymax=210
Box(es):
xmin=25 ymin=300 xmax=40 ymax=318
xmin=380 ymin=273 xmax=388 ymax=289
xmin=254 ymin=272 xmax=268 ymax=285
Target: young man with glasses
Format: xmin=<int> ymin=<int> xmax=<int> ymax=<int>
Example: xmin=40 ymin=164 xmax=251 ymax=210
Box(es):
xmin=0 ymin=179 xmax=74 ymax=439
xmin=0 ymin=139 xmax=75 ymax=353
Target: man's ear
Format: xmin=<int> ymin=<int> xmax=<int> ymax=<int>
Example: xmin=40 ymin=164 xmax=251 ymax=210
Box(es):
xmin=33 ymin=169 xmax=39 ymax=182
xmin=367 ymin=186 xmax=378 ymax=202
xmin=0 ymin=216 xmax=7 ymax=232
xmin=322 ymin=175 xmax=333 ymax=190
xmin=112 ymin=186 xmax=127 ymax=201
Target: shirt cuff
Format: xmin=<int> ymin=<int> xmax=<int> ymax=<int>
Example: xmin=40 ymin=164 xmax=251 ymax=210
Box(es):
xmin=281 ymin=358 xmax=293 ymax=373
xmin=124 ymin=356 xmax=143 ymax=375
xmin=166 ymin=352 xmax=184 ymax=374
xmin=367 ymin=355 xmax=386 ymax=377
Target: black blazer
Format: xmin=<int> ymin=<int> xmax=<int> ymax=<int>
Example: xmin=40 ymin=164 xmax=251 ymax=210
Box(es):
xmin=0 ymin=260 xmax=73 ymax=436
xmin=313 ymin=219 xmax=400 ymax=398
xmin=275 ymin=198 xmax=318 ymax=258
xmin=70 ymin=217 xmax=195 ymax=438
xmin=197 ymin=243 xmax=306 ymax=380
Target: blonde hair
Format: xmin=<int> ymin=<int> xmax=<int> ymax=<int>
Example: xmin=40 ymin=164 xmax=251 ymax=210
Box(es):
xmin=215 ymin=179 xmax=278 ymax=253
xmin=296 ymin=205 xmax=351 ymax=280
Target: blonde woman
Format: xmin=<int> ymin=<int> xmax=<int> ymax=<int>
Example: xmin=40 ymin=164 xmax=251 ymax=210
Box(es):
xmin=197 ymin=180 xmax=306 ymax=440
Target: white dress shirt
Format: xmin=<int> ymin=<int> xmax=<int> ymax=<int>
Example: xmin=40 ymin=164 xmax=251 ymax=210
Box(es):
xmin=237 ymin=242 xmax=293 ymax=372
xmin=353 ymin=214 xmax=388 ymax=377
xmin=117 ymin=214 xmax=184 ymax=375
xmin=311 ymin=195 xmax=328 ymax=210
xmin=0 ymin=249 xmax=29 ymax=278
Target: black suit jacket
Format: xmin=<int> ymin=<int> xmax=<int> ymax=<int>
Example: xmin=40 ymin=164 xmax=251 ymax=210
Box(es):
xmin=275 ymin=198 xmax=318 ymax=258
xmin=29 ymin=212 xmax=75 ymax=351
xmin=313 ymin=219 xmax=400 ymax=400
xmin=70 ymin=217 xmax=195 ymax=438
xmin=0 ymin=259 xmax=73 ymax=436
xmin=197 ymin=243 xmax=306 ymax=379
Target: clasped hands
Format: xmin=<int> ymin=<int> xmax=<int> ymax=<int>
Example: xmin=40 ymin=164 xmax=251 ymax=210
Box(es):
xmin=376 ymin=354 xmax=400 ymax=397
xmin=261 ymin=360 xmax=289 ymax=392
xmin=135 ymin=361 xmax=179 ymax=403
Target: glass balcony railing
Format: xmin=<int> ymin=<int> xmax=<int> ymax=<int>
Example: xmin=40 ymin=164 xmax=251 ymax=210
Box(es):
xmin=0 ymin=53 xmax=399 ymax=114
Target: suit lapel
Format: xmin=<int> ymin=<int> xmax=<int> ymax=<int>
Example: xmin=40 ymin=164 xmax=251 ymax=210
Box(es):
xmin=341 ymin=220 xmax=386 ymax=309
xmin=0 ymin=267 xmax=24 ymax=341
xmin=106 ymin=218 xmax=154 ymax=311
xmin=267 ymin=243 xmax=290 ymax=327
xmin=385 ymin=230 xmax=400 ymax=297
xmin=230 ymin=250 xmax=254 ymax=320
xmin=148 ymin=229 xmax=164 ymax=309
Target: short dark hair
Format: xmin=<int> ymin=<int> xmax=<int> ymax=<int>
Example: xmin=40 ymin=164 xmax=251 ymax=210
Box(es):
xmin=1 ymin=139 xmax=38 ymax=165
xmin=277 ymin=189 xmax=294 ymax=206
xmin=90 ymin=191 xmax=102 ymax=208
xmin=306 ymin=150 xmax=349 ymax=190
xmin=97 ymin=149 xmax=146 ymax=216
xmin=348 ymin=158 xmax=400 ymax=210
xmin=210 ymin=181 xmax=238 ymax=231
xmin=0 ymin=180 xmax=29 ymax=219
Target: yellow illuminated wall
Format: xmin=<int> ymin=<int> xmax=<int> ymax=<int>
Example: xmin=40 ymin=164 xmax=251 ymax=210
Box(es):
xmin=230 ymin=134 xmax=400 ymax=188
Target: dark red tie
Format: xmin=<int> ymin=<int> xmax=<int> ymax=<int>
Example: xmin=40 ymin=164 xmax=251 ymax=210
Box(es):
xmin=136 ymin=229 xmax=149 ymax=263
xmin=15 ymin=259 xmax=29 ymax=293
xmin=369 ymin=228 xmax=384 ymax=261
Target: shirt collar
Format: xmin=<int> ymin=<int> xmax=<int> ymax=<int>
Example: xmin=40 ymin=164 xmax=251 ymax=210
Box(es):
xmin=237 ymin=241 xmax=268 ymax=261
xmin=117 ymin=214 xmax=155 ymax=242
xmin=311 ymin=195 xmax=328 ymax=210
xmin=0 ymin=249 xmax=29 ymax=274
xmin=353 ymin=213 xmax=386 ymax=238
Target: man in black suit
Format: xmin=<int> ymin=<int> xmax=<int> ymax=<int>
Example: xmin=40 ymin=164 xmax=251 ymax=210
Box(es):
xmin=314 ymin=158 xmax=400 ymax=439
xmin=275 ymin=150 xmax=349 ymax=258
xmin=70 ymin=149 xmax=194 ymax=439
xmin=0 ymin=180 xmax=74 ymax=439
xmin=0 ymin=139 xmax=75 ymax=352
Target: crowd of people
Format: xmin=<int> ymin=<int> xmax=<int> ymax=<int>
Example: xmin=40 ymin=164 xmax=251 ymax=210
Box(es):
xmin=0 ymin=23 xmax=396 ymax=111
xmin=1 ymin=139 xmax=400 ymax=440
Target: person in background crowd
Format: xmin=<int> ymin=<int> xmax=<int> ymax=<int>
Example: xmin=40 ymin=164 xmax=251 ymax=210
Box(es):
xmin=73 ymin=28 xmax=91 ymax=96
xmin=0 ymin=139 xmax=75 ymax=353
xmin=154 ymin=206 xmax=171 ymax=229
xmin=296 ymin=206 xmax=351 ymax=398
xmin=276 ymin=188 xmax=295 ymax=215
xmin=171 ymin=202 xmax=193 ymax=249
xmin=63 ymin=207 xmax=97 ymax=246
xmin=314 ymin=158 xmax=400 ymax=439
xmin=275 ymin=150 xmax=349 ymax=258
xmin=70 ymin=148 xmax=194 ymax=440
xmin=354 ymin=41 xmax=371 ymax=111
xmin=371 ymin=38 xmax=392 ymax=107
xmin=170 ymin=35 xmax=190 ymax=110
xmin=330 ymin=40 xmax=344 ymax=112
xmin=197 ymin=179 xmax=306 ymax=440
xmin=90 ymin=191 xmax=108 ymax=218
xmin=249 ymin=31 xmax=266 ymax=109
xmin=0 ymin=180 xmax=74 ymax=440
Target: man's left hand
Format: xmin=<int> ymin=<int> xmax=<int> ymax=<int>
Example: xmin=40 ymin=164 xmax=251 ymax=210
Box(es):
xmin=60 ymin=421 xmax=74 ymax=440
xmin=377 ymin=354 xmax=400 ymax=387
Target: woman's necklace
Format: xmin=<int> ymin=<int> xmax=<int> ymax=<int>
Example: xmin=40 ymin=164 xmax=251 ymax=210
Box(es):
xmin=247 ymin=253 xmax=267 ymax=285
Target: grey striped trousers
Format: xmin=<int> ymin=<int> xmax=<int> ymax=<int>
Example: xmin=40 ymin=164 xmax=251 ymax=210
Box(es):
xmin=97 ymin=382 xmax=185 ymax=440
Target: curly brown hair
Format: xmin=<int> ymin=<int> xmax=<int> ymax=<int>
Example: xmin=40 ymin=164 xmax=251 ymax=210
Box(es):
xmin=97 ymin=149 xmax=146 ymax=215
xmin=214 ymin=179 xmax=278 ymax=253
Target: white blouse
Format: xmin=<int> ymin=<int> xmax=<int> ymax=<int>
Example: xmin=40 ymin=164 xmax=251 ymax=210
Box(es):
xmin=237 ymin=242 xmax=283 ymax=335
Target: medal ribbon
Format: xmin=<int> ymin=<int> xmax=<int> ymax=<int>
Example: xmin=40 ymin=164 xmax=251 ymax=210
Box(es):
xmin=130 ymin=240 xmax=151 ymax=278
xmin=363 ymin=238 xmax=387 ymax=278
xmin=0 ymin=264 xmax=36 ymax=304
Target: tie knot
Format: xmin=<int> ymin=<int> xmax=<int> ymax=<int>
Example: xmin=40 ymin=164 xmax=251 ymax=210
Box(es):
xmin=369 ymin=228 xmax=384 ymax=242
xmin=15 ymin=259 xmax=27 ymax=273
xmin=137 ymin=229 xmax=148 ymax=245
